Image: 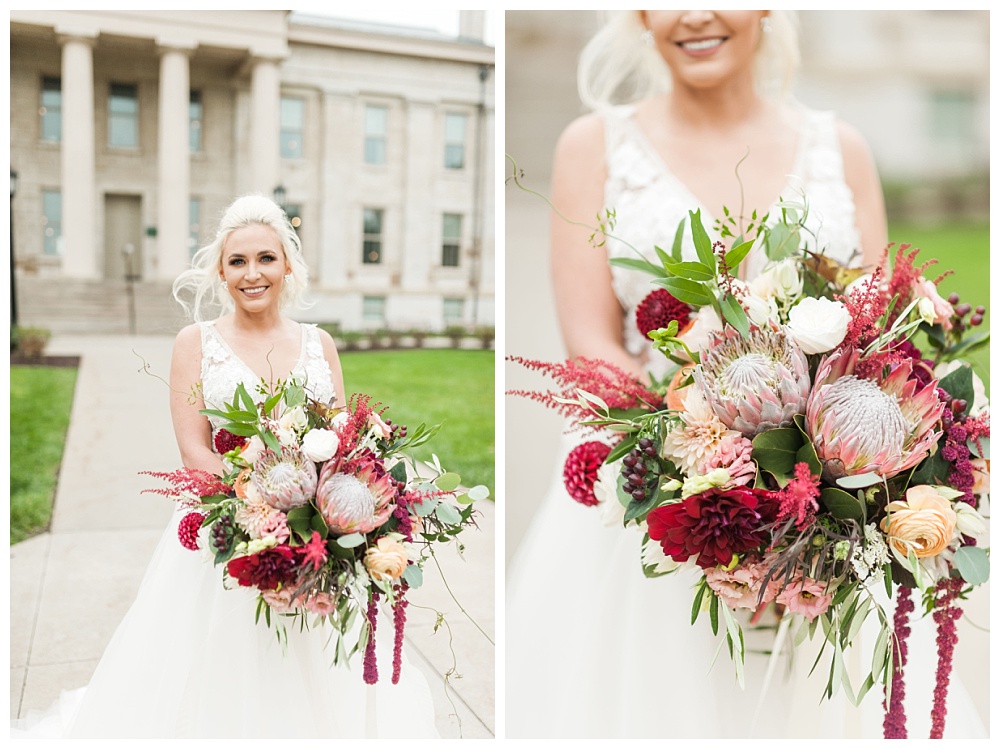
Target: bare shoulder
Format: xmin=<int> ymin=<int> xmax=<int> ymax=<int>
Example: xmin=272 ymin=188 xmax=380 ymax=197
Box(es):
xmin=172 ymin=322 xmax=202 ymax=356
xmin=313 ymin=325 xmax=341 ymax=358
xmin=554 ymin=112 xmax=606 ymax=164
xmin=835 ymin=119 xmax=877 ymax=171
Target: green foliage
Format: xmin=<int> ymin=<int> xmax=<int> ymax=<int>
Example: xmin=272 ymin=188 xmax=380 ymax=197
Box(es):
xmin=340 ymin=350 xmax=494 ymax=495
xmin=10 ymin=366 xmax=79 ymax=543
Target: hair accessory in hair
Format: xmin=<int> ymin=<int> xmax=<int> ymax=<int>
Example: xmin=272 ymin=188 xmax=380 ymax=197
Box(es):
xmin=640 ymin=28 xmax=654 ymax=47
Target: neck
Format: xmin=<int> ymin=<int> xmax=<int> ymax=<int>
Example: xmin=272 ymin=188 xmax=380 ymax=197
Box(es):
xmin=226 ymin=308 xmax=287 ymax=335
xmin=666 ymin=74 xmax=766 ymax=128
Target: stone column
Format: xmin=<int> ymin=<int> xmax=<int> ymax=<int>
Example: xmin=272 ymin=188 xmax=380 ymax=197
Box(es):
xmin=400 ymin=98 xmax=436 ymax=291
xmin=156 ymin=40 xmax=196 ymax=280
xmin=319 ymin=90 xmax=356 ymax=289
xmin=250 ymin=55 xmax=282 ymax=195
xmin=56 ymin=31 xmax=98 ymax=278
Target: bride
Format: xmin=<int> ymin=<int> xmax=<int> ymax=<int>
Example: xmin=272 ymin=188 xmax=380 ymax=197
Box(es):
xmin=13 ymin=195 xmax=439 ymax=738
xmin=506 ymin=10 xmax=986 ymax=738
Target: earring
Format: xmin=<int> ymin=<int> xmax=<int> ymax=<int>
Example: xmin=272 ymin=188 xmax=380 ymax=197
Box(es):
xmin=220 ymin=279 xmax=227 ymax=289
xmin=284 ymin=273 xmax=292 ymax=282
xmin=760 ymin=16 xmax=773 ymax=33
xmin=640 ymin=28 xmax=654 ymax=47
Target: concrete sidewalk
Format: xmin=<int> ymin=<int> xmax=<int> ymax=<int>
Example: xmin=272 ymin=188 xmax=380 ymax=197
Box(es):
xmin=9 ymin=334 xmax=495 ymax=739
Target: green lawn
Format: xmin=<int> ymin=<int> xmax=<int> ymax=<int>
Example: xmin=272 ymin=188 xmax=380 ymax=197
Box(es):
xmin=340 ymin=349 xmax=495 ymax=495
xmin=10 ymin=366 xmax=79 ymax=544
xmin=888 ymin=221 xmax=990 ymax=390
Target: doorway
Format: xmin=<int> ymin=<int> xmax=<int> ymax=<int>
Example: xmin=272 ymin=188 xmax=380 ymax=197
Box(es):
xmin=104 ymin=194 xmax=142 ymax=281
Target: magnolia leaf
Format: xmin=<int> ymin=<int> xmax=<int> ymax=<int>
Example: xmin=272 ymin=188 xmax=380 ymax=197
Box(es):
xmin=689 ymin=209 xmax=715 ymax=268
xmin=218 ymin=422 xmax=258 ymax=437
xmin=910 ymin=448 xmax=952 ymax=486
xmin=719 ymin=293 xmax=750 ymax=339
xmin=953 ymin=546 xmax=990 ymax=586
xmin=435 ymin=472 xmax=462 ymax=492
xmin=653 ymin=244 xmax=671 ymax=267
xmin=724 ymin=238 xmax=755 ymax=270
xmin=606 ymin=436 xmax=638 ymax=464
xmin=623 ymin=482 xmax=660 ymax=523
xmin=663 ymin=259 xmax=716 ymax=282
xmin=654 ymin=277 xmax=716 ymax=307
xmin=937 ymin=364 xmax=974 ymax=414
xmin=310 ymin=512 xmax=329 ymax=538
xmin=335 ymin=533 xmax=366 ymax=548
xmin=263 ymin=391 xmax=283 ymax=415
xmin=237 ymin=383 xmax=256 ymax=413
xmin=820 ymin=487 xmax=865 ymax=522
xmin=402 ymin=564 xmax=424 ymax=589
xmin=836 ymin=472 xmax=882 ymax=489
xmin=262 ymin=430 xmax=281 ymax=453
xmin=435 ymin=502 xmax=463 ymax=525
xmin=751 ymin=428 xmax=803 ymax=477
xmin=795 ymin=440 xmax=823 ymax=479
xmin=608 ymin=256 xmax=662 ymax=277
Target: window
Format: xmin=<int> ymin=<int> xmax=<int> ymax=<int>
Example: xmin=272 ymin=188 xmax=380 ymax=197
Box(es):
xmin=280 ymin=96 xmax=304 ymax=158
xmin=108 ymin=83 xmax=139 ymax=148
xmin=443 ymin=297 xmax=464 ymax=325
xmin=189 ymin=91 xmax=203 ymax=153
xmin=444 ymin=113 xmax=467 ymax=169
xmin=188 ymin=199 xmax=201 ymax=258
xmin=362 ymin=208 xmax=383 ymax=264
xmin=364 ymin=105 xmax=388 ymax=165
xmin=442 ymin=213 xmax=462 ymax=267
xmin=40 ymin=77 xmax=61 ymax=142
xmin=362 ymin=296 xmax=386 ymax=325
xmin=42 ymin=190 xmax=62 ymax=256
xmin=929 ymin=89 xmax=975 ymax=146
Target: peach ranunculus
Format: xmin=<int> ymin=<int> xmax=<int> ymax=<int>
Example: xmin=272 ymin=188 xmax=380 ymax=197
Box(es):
xmin=665 ymin=365 xmax=696 ymax=412
xmin=880 ymin=485 xmax=958 ymax=558
xmin=234 ymin=467 xmax=253 ymax=499
xmin=364 ymin=535 xmax=410 ymax=581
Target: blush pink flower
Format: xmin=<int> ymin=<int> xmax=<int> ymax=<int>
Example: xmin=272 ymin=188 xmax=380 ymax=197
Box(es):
xmin=776 ymin=577 xmax=833 ymax=621
xmin=705 ymin=558 xmax=782 ymax=610
xmin=913 ymin=277 xmax=954 ymax=331
xmin=697 ymin=433 xmax=756 ymax=488
xmin=304 ymin=591 xmax=337 ymax=617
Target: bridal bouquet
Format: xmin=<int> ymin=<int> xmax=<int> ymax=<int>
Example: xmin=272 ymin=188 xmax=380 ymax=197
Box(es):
xmin=145 ymin=379 xmax=485 ymax=685
xmin=510 ymin=203 xmax=989 ymax=737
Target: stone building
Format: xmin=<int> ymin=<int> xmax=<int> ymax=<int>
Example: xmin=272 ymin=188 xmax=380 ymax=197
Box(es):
xmin=9 ymin=10 xmax=495 ymax=334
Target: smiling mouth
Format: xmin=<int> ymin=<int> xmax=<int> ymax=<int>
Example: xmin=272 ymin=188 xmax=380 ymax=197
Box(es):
xmin=676 ymin=37 xmax=727 ymax=52
xmin=240 ymin=286 xmax=268 ymax=297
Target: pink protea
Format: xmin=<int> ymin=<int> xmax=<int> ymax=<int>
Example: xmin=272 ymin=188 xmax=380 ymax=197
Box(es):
xmin=806 ymin=348 xmax=944 ymax=482
xmin=316 ymin=457 xmax=396 ymax=535
xmin=694 ymin=324 xmax=811 ymax=438
xmin=178 ymin=512 xmax=206 ymax=551
xmin=251 ymin=447 xmax=318 ymax=511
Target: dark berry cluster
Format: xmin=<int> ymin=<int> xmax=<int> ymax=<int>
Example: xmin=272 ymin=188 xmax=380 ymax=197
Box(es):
xmin=946 ymin=292 xmax=985 ymax=333
xmin=621 ymin=437 xmax=659 ymax=502
xmin=212 ymin=514 xmax=236 ymax=556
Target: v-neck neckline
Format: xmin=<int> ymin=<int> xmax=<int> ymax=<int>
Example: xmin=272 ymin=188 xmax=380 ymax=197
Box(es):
xmin=208 ymin=320 xmax=307 ymax=385
xmin=621 ymin=106 xmax=810 ymax=231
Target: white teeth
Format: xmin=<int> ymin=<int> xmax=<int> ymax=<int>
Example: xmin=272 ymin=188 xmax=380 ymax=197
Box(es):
xmin=242 ymin=287 xmax=266 ymax=296
xmin=681 ymin=38 xmax=723 ymax=51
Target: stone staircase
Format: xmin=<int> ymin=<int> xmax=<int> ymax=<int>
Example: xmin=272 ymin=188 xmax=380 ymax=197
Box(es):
xmin=14 ymin=277 xmax=188 ymax=335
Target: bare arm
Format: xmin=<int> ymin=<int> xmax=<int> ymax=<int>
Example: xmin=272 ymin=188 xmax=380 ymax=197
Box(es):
xmin=317 ymin=327 xmax=347 ymax=409
xmin=550 ymin=114 xmax=647 ymax=381
xmin=169 ymin=324 xmax=226 ymax=475
xmin=838 ymin=120 xmax=888 ymax=271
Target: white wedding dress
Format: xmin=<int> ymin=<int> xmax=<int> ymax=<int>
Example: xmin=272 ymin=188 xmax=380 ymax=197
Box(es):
xmin=12 ymin=321 xmax=439 ymax=739
xmin=505 ymin=105 xmax=987 ymax=739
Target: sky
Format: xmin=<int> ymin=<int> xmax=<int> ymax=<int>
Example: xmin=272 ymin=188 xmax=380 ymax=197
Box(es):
xmin=288 ymin=8 xmax=496 ymax=45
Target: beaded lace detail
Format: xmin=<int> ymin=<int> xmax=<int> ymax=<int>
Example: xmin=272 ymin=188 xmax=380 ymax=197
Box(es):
xmin=601 ymin=105 xmax=862 ymax=373
xmin=199 ymin=321 xmax=336 ymax=436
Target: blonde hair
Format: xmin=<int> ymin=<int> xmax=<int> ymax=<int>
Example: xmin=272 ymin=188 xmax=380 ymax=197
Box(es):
xmin=172 ymin=194 xmax=310 ymax=322
xmin=577 ymin=10 xmax=800 ymax=111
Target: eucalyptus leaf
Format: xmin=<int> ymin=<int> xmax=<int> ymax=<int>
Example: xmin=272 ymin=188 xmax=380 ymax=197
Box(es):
xmin=413 ymin=497 xmax=438 ymax=517
xmin=765 ymin=222 xmax=800 ymax=262
xmin=435 ymin=502 xmax=463 ymax=525
xmin=968 ymin=436 xmax=989 ymax=460
xmin=467 ymin=484 xmax=491 ymax=501
xmin=402 ymin=564 xmax=424 ymax=589
xmin=435 ymin=472 xmax=462 ymax=492
xmin=953 ymin=546 xmax=990 ymax=585
xmin=336 ymin=533 xmax=366 ymax=548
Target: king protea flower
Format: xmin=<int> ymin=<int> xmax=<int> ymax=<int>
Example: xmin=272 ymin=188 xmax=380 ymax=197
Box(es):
xmin=251 ymin=447 xmax=318 ymax=511
xmin=694 ymin=324 xmax=811 ymax=437
xmin=316 ymin=457 xmax=396 ymax=535
xmin=806 ymin=348 xmax=944 ymax=481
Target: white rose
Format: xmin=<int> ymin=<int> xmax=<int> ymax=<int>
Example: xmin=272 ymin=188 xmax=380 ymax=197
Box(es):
xmin=242 ymin=435 xmax=265 ymax=464
xmin=301 ymin=428 xmax=341 ymax=463
xmin=275 ymin=427 xmax=298 ymax=448
xmin=677 ymin=305 xmax=723 ymax=359
xmin=786 ymin=297 xmax=850 ymax=355
xmin=278 ymin=406 xmax=308 ymax=433
xmin=749 ymin=258 xmax=802 ymax=303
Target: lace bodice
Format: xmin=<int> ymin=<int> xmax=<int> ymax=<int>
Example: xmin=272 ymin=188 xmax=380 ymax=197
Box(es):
xmin=199 ymin=321 xmax=336 ymax=433
xmin=601 ymin=104 xmax=861 ymax=369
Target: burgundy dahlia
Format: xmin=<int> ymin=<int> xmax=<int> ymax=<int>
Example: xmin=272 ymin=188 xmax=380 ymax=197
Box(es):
xmin=214 ymin=428 xmax=248 ymax=456
xmin=177 ymin=512 xmax=206 ymax=551
xmin=646 ymin=486 xmax=779 ymax=569
xmin=635 ymin=289 xmax=692 ymax=339
xmin=563 ymin=441 xmax=613 ymax=506
xmin=226 ymin=545 xmax=298 ymax=590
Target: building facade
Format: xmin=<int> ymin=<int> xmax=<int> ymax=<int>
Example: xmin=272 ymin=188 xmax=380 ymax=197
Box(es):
xmin=10 ymin=10 xmax=495 ymax=334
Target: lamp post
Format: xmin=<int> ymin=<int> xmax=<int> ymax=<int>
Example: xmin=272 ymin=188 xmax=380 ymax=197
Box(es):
xmin=10 ymin=169 xmax=18 ymax=339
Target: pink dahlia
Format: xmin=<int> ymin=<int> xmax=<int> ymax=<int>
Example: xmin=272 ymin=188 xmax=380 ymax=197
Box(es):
xmin=251 ymin=447 xmax=318 ymax=511
xmin=694 ymin=324 xmax=811 ymax=438
xmin=316 ymin=457 xmax=396 ymax=535
xmin=636 ymin=288 xmax=692 ymax=339
xmin=178 ymin=512 xmax=206 ymax=551
xmin=776 ymin=577 xmax=833 ymax=621
xmin=696 ymin=433 xmax=756 ymax=488
xmin=227 ymin=545 xmax=299 ymax=591
xmin=806 ymin=348 xmax=944 ymax=481
xmin=646 ymin=486 xmax=779 ymax=569
xmin=563 ymin=441 xmax=613 ymax=506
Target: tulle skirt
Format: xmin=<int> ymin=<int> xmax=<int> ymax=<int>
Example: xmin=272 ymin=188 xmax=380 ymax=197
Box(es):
xmin=12 ymin=507 xmax=439 ymax=739
xmin=505 ymin=433 xmax=987 ymax=739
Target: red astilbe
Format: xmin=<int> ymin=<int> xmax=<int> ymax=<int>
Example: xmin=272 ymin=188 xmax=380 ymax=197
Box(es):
xmin=507 ymin=356 xmax=662 ymax=428
xmin=339 ymin=393 xmax=389 ymax=455
xmin=837 ymin=265 xmax=889 ymax=354
xmin=299 ymin=530 xmax=328 ymax=571
xmin=883 ymin=585 xmax=914 ymax=738
xmin=884 ymin=244 xmax=949 ymax=323
xmin=775 ymin=462 xmax=820 ymax=531
xmin=141 ymin=468 xmax=232 ymax=506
